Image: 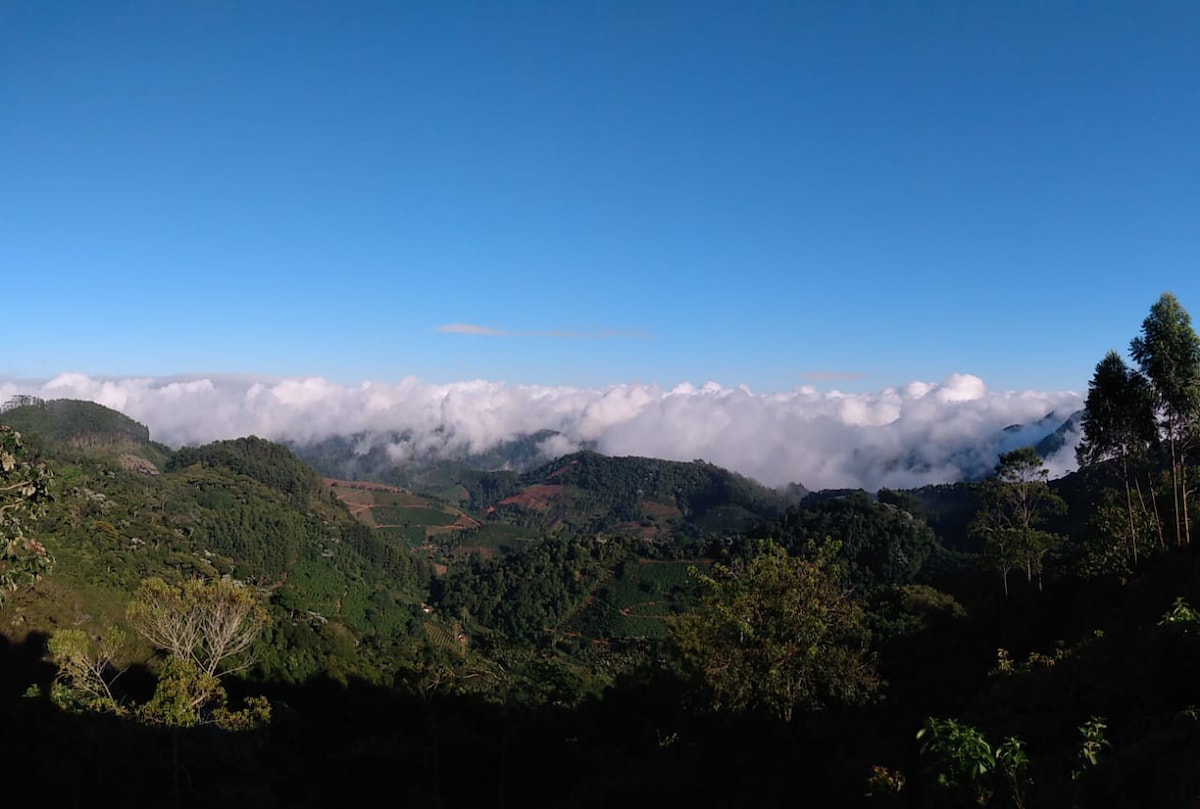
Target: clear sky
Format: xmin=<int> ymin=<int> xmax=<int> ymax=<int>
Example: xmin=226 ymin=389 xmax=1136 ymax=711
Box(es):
xmin=4 ymin=1 xmax=1198 ymax=395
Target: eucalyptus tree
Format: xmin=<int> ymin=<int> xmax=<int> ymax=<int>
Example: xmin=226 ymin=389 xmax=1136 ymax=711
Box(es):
xmin=1076 ymin=350 xmax=1159 ymax=562
xmin=970 ymin=448 xmax=1066 ymax=595
xmin=1129 ymin=292 xmax=1200 ymax=546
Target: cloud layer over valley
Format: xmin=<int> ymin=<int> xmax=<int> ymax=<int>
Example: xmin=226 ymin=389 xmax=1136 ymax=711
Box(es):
xmin=1 ymin=373 xmax=1083 ymax=492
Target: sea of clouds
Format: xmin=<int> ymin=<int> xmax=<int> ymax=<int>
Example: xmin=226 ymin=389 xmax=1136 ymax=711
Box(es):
xmin=0 ymin=372 xmax=1084 ymax=492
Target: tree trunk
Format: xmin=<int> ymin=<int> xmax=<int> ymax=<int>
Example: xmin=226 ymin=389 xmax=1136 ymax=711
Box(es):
xmin=1122 ymin=454 xmax=1138 ymax=565
xmin=1147 ymin=471 xmax=1167 ymax=550
xmin=1181 ymin=442 xmax=1191 ymax=545
xmin=173 ymin=729 xmax=181 ymax=809
xmin=1171 ymin=435 xmax=1183 ymax=547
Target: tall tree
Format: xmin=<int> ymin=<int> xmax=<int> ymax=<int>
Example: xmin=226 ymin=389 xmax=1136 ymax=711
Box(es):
xmin=1076 ymin=350 xmax=1159 ymax=562
xmin=970 ymin=448 xmax=1066 ymax=595
xmin=1129 ymin=292 xmax=1200 ymax=546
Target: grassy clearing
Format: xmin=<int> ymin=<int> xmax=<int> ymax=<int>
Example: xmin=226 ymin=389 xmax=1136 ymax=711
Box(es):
xmin=373 ymin=506 xmax=460 ymax=526
xmin=563 ymin=560 xmax=705 ymax=641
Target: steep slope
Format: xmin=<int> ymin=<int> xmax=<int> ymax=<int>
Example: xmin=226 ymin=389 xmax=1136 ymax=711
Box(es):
xmin=0 ymin=402 xmax=429 ymax=685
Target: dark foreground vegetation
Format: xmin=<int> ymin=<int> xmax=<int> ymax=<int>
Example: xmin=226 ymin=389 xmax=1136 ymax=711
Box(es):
xmin=4 ymin=293 xmax=1200 ymax=808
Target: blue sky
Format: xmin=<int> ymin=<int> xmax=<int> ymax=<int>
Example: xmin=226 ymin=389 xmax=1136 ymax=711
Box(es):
xmin=4 ymin=1 xmax=1199 ymax=395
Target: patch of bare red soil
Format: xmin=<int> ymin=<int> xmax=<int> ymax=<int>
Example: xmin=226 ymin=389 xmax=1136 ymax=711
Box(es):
xmin=497 ymin=483 xmax=564 ymax=511
xmin=640 ymin=498 xmax=682 ymax=520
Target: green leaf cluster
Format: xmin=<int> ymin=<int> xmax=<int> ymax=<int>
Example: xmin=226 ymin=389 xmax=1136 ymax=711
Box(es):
xmin=669 ymin=541 xmax=879 ymax=721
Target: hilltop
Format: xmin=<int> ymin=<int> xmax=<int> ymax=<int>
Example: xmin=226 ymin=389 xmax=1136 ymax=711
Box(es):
xmin=1 ymin=395 xmax=172 ymax=470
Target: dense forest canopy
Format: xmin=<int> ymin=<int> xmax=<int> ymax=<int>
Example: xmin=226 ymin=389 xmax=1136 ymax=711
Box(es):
xmin=4 ymin=293 xmax=1200 ymax=807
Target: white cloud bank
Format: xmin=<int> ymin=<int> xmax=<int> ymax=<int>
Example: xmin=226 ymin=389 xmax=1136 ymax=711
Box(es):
xmin=0 ymin=372 xmax=1083 ymax=492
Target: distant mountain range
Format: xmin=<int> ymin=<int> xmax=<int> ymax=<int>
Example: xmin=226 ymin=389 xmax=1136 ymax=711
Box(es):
xmin=285 ymin=428 xmax=590 ymax=492
xmin=288 ymin=408 xmax=1084 ymax=495
xmin=2 ymin=393 xmax=1084 ymax=497
xmin=1033 ymin=409 xmax=1085 ymax=459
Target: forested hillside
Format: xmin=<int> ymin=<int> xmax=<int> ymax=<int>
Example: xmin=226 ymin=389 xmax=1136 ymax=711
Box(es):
xmin=4 ymin=294 xmax=1200 ymax=807
xmin=0 ymin=402 xmax=428 ymax=687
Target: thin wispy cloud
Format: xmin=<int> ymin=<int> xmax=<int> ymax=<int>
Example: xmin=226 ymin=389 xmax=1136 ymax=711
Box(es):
xmin=434 ymin=323 xmax=652 ymax=339
xmin=435 ymin=323 xmax=509 ymax=336
xmin=1 ymin=372 xmax=1083 ymax=492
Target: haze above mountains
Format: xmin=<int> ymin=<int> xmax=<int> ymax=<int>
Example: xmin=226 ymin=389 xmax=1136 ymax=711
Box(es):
xmin=1 ymin=371 xmax=1082 ymax=492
